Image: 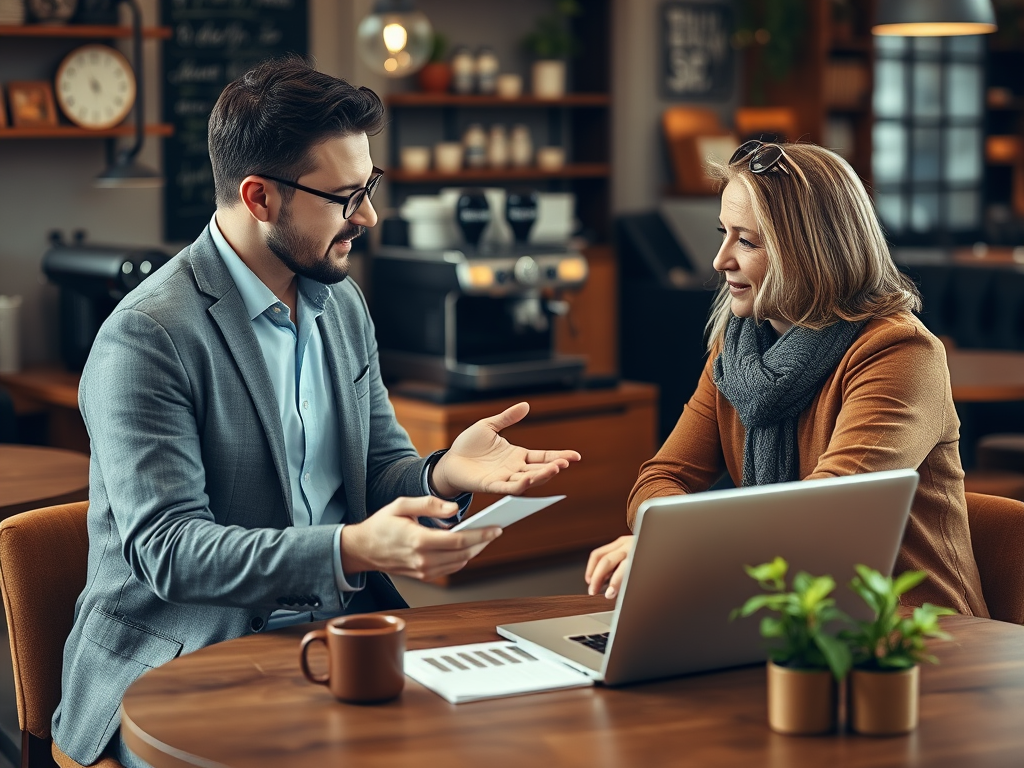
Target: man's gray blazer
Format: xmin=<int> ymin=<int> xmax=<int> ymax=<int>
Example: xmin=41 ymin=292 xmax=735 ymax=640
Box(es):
xmin=52 ymin=227 xmax=427 ymax=765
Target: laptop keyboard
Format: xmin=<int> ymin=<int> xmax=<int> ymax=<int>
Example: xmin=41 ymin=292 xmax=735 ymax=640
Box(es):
xmin=569 ymin=632 xmax=609 ymax=653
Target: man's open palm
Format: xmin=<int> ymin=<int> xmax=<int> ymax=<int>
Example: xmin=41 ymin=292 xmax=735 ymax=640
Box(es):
xmin=431 ymin=402 xmax=581 ymax=498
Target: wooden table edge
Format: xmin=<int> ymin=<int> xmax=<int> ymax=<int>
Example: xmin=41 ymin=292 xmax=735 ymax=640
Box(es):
xmin=121 ymin=707 xmax=229 ymax=768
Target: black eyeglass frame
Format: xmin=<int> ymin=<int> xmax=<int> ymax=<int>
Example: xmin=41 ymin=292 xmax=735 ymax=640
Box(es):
xmin=259 ymin=166 xmax=384 ymax=219
xmin=729 ymin=140 xmax=790 ymax=176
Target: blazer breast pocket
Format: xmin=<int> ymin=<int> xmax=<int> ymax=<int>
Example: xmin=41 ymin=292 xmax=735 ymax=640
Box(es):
xmin=353 ymin=363 xmax=371 ymax=399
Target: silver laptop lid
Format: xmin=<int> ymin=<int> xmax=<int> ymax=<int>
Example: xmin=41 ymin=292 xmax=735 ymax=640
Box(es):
xmin=600 ymin=469 xmax=918 ymax=685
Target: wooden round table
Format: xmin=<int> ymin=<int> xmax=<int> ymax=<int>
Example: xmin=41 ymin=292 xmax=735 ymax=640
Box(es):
xmin=121 ymin=595 xmax=1024 ymax=768
xmin=0 ymin=445 xmax=89 ymax=519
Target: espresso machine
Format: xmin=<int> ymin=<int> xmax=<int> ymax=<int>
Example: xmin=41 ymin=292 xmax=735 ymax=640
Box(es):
xmin=42 ymin=231 xmax=171 ymax=370
xmin=373 ymin=189 xmax=589 ymax=396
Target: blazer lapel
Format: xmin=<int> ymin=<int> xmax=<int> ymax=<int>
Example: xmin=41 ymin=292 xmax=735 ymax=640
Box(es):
xmin=190 ymin=231 xmax=293 ymax=524
xmin=318 ymin=309 xmax=368 ymax=523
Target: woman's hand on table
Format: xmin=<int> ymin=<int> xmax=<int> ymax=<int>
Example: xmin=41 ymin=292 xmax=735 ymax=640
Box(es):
xmin=585 ymin=535 xmax=633 ymax=599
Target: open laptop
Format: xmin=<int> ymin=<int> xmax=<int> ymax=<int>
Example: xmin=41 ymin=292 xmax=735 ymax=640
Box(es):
xmin=497 ymin=469 xmax=919 ymax=686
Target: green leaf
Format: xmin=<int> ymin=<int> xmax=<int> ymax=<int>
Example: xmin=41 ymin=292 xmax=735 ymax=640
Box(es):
xmin=745 ymin=557 xmax=788 ymax=588
xmin=760 ymin=616 xmax=785 ymax=638
xmin=814 ymin=632 xmax=852 ymax=680
xmin=892 ymin=570 xmax=928 ymax=596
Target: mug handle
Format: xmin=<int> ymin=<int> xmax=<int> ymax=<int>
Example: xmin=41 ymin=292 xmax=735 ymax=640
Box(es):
xmin=299 ymin=629 xmax=330 ymax=685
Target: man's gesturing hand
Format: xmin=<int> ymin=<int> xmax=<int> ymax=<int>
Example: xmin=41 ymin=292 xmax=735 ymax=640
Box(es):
xmin=340 ymin=496 xmax=501 ymax=581
xmin=430 ymin=402 xmax=581 ymax=499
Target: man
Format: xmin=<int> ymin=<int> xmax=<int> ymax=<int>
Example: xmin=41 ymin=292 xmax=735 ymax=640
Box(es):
xmin=52 ymin=56 xmax=580 ymax=767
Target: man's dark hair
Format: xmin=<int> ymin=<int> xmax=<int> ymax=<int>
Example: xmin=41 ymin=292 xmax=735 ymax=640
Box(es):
xmin=208 ymin=55 xmax=386 ymax=207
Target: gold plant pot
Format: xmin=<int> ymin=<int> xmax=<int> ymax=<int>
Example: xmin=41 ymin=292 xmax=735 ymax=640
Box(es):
xmin=848 ymin=665 xmax=919 ymax=735
xmin=766 ymin=660 xmax=837 ymax=735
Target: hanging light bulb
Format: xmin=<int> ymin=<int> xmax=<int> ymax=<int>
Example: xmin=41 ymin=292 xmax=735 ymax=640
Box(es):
xmin=356 ymin=0 xmax=434 ymax=78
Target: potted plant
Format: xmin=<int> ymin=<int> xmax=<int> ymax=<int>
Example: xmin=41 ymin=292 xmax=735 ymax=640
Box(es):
xmin=417 ymin=31 xmax=452 ymax=94
xmin=521 ymin=0 xmax=581 ymax=99
xmin=733 ymin=557 xmax=851 ymax=735
xmin=843 ymin=565 xmax=955 ymax=735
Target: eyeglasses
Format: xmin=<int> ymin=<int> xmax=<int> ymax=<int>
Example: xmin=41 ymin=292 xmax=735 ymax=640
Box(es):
xmin=729 ymin=140 xmax=790 ymax=175
xmin=259 ymin=166 xmax=384 ymax=219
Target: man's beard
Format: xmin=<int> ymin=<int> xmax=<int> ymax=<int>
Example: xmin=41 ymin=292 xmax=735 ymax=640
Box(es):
xmin=265 ymin=204 xmax=365 ymax=285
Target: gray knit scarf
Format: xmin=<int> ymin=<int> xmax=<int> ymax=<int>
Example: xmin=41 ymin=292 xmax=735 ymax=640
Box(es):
xmin=713 ymin=316 xmax=865 ymax=487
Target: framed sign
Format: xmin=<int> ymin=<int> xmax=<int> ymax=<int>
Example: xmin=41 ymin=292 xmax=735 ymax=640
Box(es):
xmin=162 ymin=0 xmax=308 ymax=243
xmin=661 ymin=1 xmax=734 ymax=101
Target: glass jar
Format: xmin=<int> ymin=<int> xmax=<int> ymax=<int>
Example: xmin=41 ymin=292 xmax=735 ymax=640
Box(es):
xmin=450 ymin=46 xmax=475 ymax=94
xmin=509 ymin=124 xmax=533 ymax=167
xmin=463 ymin=123 xmax=487 ymax=168
xmin=487 ymin=124 xmax=509 ymax=168
xmin=475 ymin=46 xmax=499 ymax=95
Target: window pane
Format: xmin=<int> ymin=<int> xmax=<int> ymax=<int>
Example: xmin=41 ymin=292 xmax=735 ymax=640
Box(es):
xmin=947 ymin=63 xmax=982 ymax=118
xmin=875 ymin=192 xmax=904 ymax=234
xmin=947 ymin=190 xmax=980 ymax=230
xmin=911 ymin=128 xmax=941 ymax=182
xmin=945 ymin=127 xmax=982 ymax=183
xmin=948 ymin=35 xmax=983 ymax=57
xmin=913 ymin=37 xmax=942 ymax=56
xmin=875 ymin=36 xmax=907 ymax=55
xmin=874 ymin=60 xmax=905 ymax=117
xmin=910 ymin=193 xmax=940 ymax=232
xmin=873 ymin=122 xmax=906 ymax=183
xmin=913 ymin=62 xmax=942 ymax=118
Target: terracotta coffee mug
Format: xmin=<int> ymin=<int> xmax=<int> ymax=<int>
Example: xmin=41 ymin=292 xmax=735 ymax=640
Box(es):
xmin=299 ymin=614 xmax=406 ymax=703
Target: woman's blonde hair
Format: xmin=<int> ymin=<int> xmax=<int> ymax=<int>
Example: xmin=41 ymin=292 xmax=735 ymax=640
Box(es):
xmin=704 ymin=142 xmax=920 ymax=349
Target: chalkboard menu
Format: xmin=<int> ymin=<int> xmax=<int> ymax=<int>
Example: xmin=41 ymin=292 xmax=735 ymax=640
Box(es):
xmin=661 ymin=1 xmax=733 ymax=101
xmin=162 ymin=0 xmax=308 ymax=242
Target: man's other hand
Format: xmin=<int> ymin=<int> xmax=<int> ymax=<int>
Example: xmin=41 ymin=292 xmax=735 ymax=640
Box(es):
xmin=340 ymin=496 xmax=501 ymax=581
xmin=431 ymin=402 xmax=581 ymax=498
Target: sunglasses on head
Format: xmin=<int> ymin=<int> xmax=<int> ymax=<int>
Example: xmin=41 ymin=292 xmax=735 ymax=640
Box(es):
xmin=729 ymin=140 xmax=790 ymax=175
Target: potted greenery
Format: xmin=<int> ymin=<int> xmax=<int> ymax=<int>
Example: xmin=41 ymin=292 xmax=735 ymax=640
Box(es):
xmin=416 ymin=31 xmax=452 ymax=94
xmin=843 ymin=565 xmax=955 ymax=735
xmin=521 ymin=0 xmax=581 ymax=99
xmin=733 ymin=557 xmax=851 ymax=735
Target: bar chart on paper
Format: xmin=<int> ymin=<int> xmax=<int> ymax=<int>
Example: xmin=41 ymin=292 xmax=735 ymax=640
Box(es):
xmin=404 ymin=641 xmax=592 ymax=704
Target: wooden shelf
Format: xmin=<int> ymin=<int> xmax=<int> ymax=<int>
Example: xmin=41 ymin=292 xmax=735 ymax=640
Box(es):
xmin=0 ymin=124 xmax=173 ymax=139
xmin=386 ymin=92 xmax=610 ymax=108
xmin=0 ymin=24 xmax=170 ymax=38
xmin=387 ymin=163 xmax=609 ymax=183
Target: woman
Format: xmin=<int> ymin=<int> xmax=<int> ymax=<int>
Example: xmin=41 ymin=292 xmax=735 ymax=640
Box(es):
xmin=587 ymin=141 xmax=987 ymax=616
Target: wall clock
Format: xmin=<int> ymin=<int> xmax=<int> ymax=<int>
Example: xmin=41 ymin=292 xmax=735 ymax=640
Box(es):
xmin=55 ymin=44 xmax=137 ymax=131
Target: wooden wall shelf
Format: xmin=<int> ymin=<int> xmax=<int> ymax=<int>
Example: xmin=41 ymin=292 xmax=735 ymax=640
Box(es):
xmin=0 ymin=124 xmax=173 ymax=139
xmin=0 ymin=24 xmax=170 ymax=39
xmin=387 ymin=163 xmax=608 ymax=183
xmin=386 ymin=93 xmax=610 ymax=108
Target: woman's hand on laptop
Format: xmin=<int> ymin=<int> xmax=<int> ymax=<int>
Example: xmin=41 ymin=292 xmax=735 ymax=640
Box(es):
xmin=585 ymin=536 xmax=633 ymax=599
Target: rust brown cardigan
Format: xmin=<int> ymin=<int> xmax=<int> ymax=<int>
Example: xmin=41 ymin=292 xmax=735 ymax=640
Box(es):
xmin=627 ymin=312 xmax=988 ymax=616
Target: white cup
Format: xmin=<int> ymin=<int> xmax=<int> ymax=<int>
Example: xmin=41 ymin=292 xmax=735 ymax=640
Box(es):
xmin=400 ymin=145 xmax=431 ymax=174
xmin=434 ymin=142 xmax=464 ymax=173
xmin=536 ymin=146 xmax=566 ymax=171
xmin=0 ymin=295 xmax=22 ymax=374
xmin=496 ymin=73 xmax=523 ymax=99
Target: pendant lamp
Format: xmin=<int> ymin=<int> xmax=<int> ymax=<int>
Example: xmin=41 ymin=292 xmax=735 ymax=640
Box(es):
xmin=356 ymin=0 xmax=434 ymax=77
xmin=873 ymin=0 xmax=997 ymax=36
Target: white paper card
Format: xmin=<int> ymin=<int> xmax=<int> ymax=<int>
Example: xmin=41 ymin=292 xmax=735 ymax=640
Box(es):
xmin=449 ymin=494 xmax=565 ymax=532
xmin=405 ymin=641 xmax=593 ymax=704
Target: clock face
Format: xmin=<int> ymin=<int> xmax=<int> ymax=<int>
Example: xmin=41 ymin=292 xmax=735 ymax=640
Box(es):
xmin=55 ymin=45 xmax=137 ymax=131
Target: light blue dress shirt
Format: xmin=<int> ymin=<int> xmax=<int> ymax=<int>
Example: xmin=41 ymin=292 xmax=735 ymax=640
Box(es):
xmin=210 ymin=216 xmax=364 ymax=628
